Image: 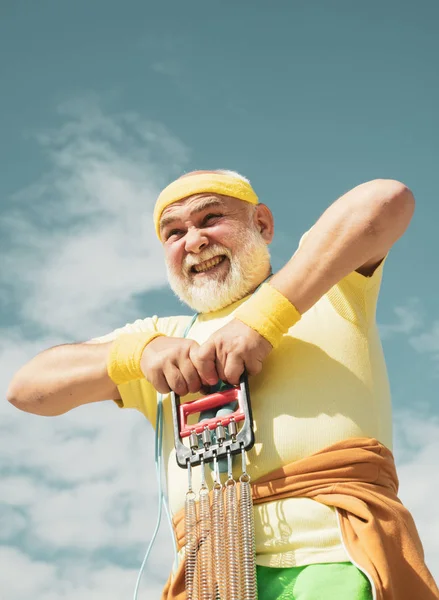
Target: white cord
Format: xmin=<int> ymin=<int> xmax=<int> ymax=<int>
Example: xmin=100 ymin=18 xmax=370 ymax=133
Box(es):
xmin=132 ymin=394 xmax=177 ymax=599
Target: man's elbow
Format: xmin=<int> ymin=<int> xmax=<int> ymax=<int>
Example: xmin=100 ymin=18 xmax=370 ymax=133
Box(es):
xmin=7 ymin=383 xmax=30 ymax=413
xmin=6 ymin=378 xmax=21 ymax=409
xmin=383 ymin=179 xmax=415 ymax=212
xmin=7 ymin=379 xmax=46 ymax=415
xmin=368 ymin=179 xmax=415 ymax=237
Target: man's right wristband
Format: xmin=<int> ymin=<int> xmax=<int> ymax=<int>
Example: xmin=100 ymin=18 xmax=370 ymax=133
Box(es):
xmin=107 ymin=332 xmax=165 ymax=385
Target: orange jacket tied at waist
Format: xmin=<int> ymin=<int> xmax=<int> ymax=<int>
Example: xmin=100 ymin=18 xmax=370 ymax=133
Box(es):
xmin=162 ymin=437 xmax=439 ymax=600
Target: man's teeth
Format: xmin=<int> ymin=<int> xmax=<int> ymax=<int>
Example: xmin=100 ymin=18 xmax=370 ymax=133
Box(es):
xmin=193 ymin=256 xmax=224 ymax=273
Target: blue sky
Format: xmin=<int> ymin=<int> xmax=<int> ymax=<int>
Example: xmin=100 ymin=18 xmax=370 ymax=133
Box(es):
xmin=1 ymin=1 xmax=439 ymax=597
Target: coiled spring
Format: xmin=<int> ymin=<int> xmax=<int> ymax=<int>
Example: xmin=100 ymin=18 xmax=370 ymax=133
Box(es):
xmin=225 ymin=478 xmax=241 ymax=600
xmin=212 ymin=481 xmax=227 ymax=600
xmin=184 ymin=426 xmax=257 ymax=600
xmin=198 ymin=457 xmax=213 ymax=600
xmin=185 ymin=488 xmax=198 ymax=600
xmin=239 ymin=473 xmax=257 ymax=599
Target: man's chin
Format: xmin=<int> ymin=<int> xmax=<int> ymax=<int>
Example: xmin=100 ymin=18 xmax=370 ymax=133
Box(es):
xmin=170 ymin=280 xmax=242 ymax=313
xmin=189 ymin=273 xmax=229 ymax=288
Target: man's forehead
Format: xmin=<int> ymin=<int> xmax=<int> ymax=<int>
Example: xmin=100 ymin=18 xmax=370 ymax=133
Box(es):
xmin=160 ymin=193 xmax=227 ymax=225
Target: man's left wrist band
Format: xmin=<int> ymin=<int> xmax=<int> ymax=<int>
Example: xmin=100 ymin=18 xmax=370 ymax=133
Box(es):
xmin=107 ymin=332 xmax=165 ymax=385
xmin=234 ymin=283 xmax=301 ymax=349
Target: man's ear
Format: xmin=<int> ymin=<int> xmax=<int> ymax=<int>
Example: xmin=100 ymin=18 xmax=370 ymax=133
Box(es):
xmin=254 ymin=204 xmax=274 ymax=243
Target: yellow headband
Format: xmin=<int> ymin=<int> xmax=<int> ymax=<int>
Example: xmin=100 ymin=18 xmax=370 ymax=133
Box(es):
xmin=154 ymin=172 xmax=259 ymax=239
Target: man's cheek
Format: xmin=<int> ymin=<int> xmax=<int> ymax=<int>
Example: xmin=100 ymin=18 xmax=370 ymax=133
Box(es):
xmin=168 ymin=251 xmax=183 ymax=273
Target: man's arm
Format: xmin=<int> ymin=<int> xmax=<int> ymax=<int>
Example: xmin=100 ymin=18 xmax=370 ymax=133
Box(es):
xmin=8 ymin=180 xmax=415 ymax=410
xmin=6 ymin=342 xmax=120 ymax=417
xmin=271 ymin=178 xmax=415 ymax=314
xmin=7 ymin=335 xmax=210 ymax=416
xmin=192 ymin=179 xmax=415 ymax=384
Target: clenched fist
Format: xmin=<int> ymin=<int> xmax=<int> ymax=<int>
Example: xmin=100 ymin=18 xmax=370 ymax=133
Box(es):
xmin=140 ymin=336 xmax=219 ymax=397
xmin=190 ymin=319 xmax=273 ymax=386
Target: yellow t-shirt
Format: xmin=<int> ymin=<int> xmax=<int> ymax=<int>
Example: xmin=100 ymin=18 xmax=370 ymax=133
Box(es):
xmin=93 ymin=250 xmax=391 ymax=568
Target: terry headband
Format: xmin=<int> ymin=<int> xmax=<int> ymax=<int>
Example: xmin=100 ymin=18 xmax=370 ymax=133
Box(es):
xmin=153 ymin=172 xmax=259 ymax=239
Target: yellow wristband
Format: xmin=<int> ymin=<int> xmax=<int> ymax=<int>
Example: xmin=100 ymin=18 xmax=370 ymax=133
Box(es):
xmin=234 ymin=283 xmax=301 ymax=349
xmin=107 ymin=332 xmax=165 ymax=385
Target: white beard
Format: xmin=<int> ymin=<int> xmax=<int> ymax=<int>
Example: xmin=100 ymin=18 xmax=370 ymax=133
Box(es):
xmin=166 ymin=226 xmax=271 ymax=313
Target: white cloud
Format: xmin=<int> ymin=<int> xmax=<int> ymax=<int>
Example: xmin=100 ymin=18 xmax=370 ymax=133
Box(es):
xmin=0 ymin=338 xmax=174 ymax=599
xmin=376 ymin=300 xmax=439 ymax=579
xmin=0 ymin=546 xmax=166 ymax=600
xmin=379 ymin=299 xmax=439 ymax=373
xmin=379 ymin=298 xmax=423 ymax=339
xmin=1 ymin=95 xmax=189 ymax=340
xmin=394 ymin=411 xmax=439 ymax=581
xmin=2 ymin=99 xmax=438 ymax=599
xmin=0 ymin=547 xmax=56 ymax=598
xmin=1 ymin=98 xmax=187 ymax=599
xmin=410 ymin=321 xmax=439 ymax=357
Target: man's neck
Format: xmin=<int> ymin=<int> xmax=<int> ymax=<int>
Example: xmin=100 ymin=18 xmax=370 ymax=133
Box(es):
xmin=193 ymin=268 xmax=273 ymax=315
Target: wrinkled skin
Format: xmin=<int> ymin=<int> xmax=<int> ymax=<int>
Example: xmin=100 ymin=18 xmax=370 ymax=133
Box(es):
xmin=141 ymin=319 xmax=273 ymax=396
xmin=141 ymin=191 xmax=274 ymax=395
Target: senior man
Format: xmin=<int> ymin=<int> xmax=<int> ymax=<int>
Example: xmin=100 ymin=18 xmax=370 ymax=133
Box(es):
xmin=8 ymin=170 xmax=439 ymax=600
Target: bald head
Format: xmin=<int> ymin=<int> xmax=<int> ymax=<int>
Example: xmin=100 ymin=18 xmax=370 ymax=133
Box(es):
xmin=179 ymin=169 xmax=250 ymax=182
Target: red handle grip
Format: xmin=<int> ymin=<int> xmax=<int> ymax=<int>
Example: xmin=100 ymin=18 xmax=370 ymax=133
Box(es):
xmin=179 ymin=387 xmax=244 ymax=438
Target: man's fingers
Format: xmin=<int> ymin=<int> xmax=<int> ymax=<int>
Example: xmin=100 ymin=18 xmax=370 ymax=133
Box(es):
xmin=223 ymin=355 xmax=246 ymax=386
xmin=179 ymin=361 xmax=202 ymax=394
xmin=190 ymin=343 xmax=219 ymax=385
xmin=243 ymin=357 xmax=263 ymax=378
xmin=149 ymin=371 xmax=171 ymax=395
xmin=164 ymin=364 xmax=189 ymax=397
xmin=223 ymin=354 xmax=262 ymax=385
xmin=215 ymin=356 xmax=227 ymax=384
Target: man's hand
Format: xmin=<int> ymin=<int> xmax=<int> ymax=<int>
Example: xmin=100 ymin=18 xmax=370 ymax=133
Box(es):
xmin=141 ymin=336 xmax=208 ymax=396
xmin=190 ymin=319 xmax=273 ymax=386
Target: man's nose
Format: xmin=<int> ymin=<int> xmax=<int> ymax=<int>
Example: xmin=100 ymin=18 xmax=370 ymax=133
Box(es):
xmin=184 ymin=228 xmax=209 ymax=253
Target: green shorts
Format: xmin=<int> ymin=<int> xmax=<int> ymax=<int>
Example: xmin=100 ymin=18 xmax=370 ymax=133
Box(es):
xmin=256 ymin=562 xmax=372 ymax=600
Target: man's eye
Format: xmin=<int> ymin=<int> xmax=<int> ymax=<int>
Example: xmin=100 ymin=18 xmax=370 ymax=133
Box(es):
xmin=167 ymin=229 xmax=183 ymax=240
xmin=203 ymin=213 xmax=223 ymax=225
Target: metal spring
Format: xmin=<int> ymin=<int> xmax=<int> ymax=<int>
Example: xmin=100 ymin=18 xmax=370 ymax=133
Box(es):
xmin=198 ymin=484 xmax=213 ymax=599
xmin=225 ymin=479 xmax=241 ymax=600
xmin=185 ymin=488 xmax=198 ymax=600
xmin=211 ymin=482 xmax=227 ymax=600
xmin=239 ymin=474 xmax=257 ymax=599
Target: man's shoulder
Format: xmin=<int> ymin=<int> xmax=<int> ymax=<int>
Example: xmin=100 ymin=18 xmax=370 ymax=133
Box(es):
xmin=89 ymin=314 xmax=193 ymax=343
xmin=153 ymin=314 xmax=194 ymax=337
xmin=119 ymin=314 xmax=194 ymax=337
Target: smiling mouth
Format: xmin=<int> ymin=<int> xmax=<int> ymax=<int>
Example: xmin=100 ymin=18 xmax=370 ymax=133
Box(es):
xmin=191 ymin=255 xmax=227 ymax=274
